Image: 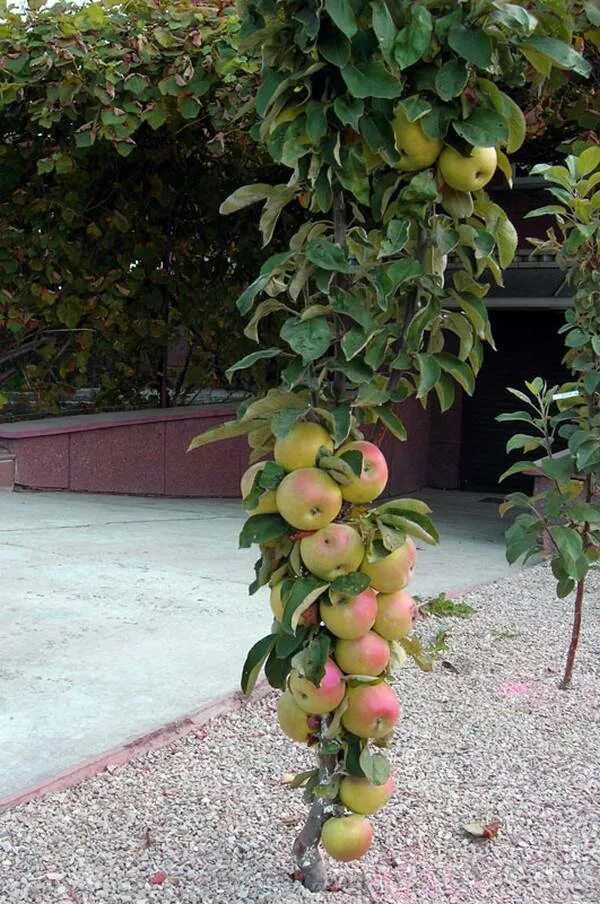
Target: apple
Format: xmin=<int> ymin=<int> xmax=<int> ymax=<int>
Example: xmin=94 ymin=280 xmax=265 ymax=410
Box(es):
xmin=341 ymin=682 xmax=400 ymax=739
xmin=339 ymin=775 xmax=394 ymax=816
xmin=274 ymin=422 xmax=333 ymax=471
xmin=361 ymin=538 xmax=416 ymax=593
xmin=334 ymin=631 xmax=390 ymax=677
xmin=438 ymin=145 xmax=498 ymax=192
xmin=300 ymin=523 xmax=365 ymax=582
xmin=270 ymin=582 xmax=319 ymax=626
xmin=321 ymin=814 xmax=373 ymax=862
xmin=276 ymin=691 xmax=313 ymax=742
xmin=289 ymin=658 xmax=346 ymax=714
xmin=276 ymin=468 xmax=342 ymax=530
xmin=392 ymin=108 xmax=443 ymax=171
xmin=374 ymin=589 xmax=418 ymax=640
xmin=336 ymin=441 xmax=388 ymax=504
xmin=320 ymin=588 xmax=378 ymax=640
xmin=240 ymin=461 xmax=279 ymax=514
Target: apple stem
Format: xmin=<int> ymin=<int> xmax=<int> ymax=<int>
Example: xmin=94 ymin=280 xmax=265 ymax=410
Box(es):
xmin=292 ymin=715 xmax=342 ymax=891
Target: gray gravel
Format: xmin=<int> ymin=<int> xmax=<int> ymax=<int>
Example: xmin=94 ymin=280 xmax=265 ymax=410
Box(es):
xmin=1 ymin=564 xmax=599 ymax=904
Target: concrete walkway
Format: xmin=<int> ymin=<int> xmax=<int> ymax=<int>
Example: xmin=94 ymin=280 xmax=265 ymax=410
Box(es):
xmin=0 ymin=489 xmax=515 ymax=803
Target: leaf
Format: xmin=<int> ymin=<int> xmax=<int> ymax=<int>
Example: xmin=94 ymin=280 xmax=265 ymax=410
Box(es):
xmin=220 ymin=184 xmax=273 ymax=215
xmin=359 ymin=747 xmax=391 ymax=785
xmin=506 ymin=433 xmax=543 ymax=454
xmin=416 ymin=354 xmax=441 ymax=398
xmin=225 ymin=348 xmax=281 ymax=380
xmin=448 ymin=25 xmax=492 ymax=69
xmin=332 ymin=404 xmax=352 ymax=446
xmin=376 ymin=497 xmax=432 ymax=516
xmin=303 ymin=635 xmax=331 ymax=684
xmin=374 ymin=406 xmax=407 ymax=441
xmin=341 ymin=60 xmax=405 ymax=99
xmin=244 ymin=300 xmax=293 ymax=343
xmin=540 ymin=455 xmax=575 ymax=482
xmin=394 ymin=6 xmax=433 ymax=69
xmin=305 ymin=238 xmax=352 ymax=271
xmin=235 ymin=274 xmax=270 ymax=316
xmin=434 ymin=353 xmax=475 ymax=395
xmin=453 ymin=109 xmax=508 ymax=148
xmin=330 ymin=572 xmax=370 ymax=595
xmin=399 ymin=635 xmax=434 ymax=671
xmin=550 ymin=526 xmax=583 ymax=564
xmin=441 ymin=187 xmax=473 ymax=219
xmin=280 ymin=317 xmax=333 ymax=364
xmin=187 ymin=418 xmax=260 ymax=452
xmin=435 ymin=59 xmax=468 ymax=101
xmin=498 ymin=461 xmax=536 ymax=482
xmin=496 ymin=215 xmax=518 ymax=268
xmin=333 ymin=95 xmax=364 ymax=129
xmin=282 ymin=577 xmax=329 ymax=634
xmin=376 ymin=518 xmax=407 ymax=552
xmin=241 ymin=634 xmax=276 ymax=695
xmin=239 ymin=514 xmax=289 ymax=549
xmin=521 ymin=35 xmax=591 ymax=77
xmin=271 ymin=408 xmax=306 ymax=440
xmin=324 ymin=0 xmax=357 ymax=38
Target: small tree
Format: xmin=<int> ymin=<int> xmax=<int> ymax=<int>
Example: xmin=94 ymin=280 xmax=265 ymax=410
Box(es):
xmin=190 ymin=0 xmax=589 ymax=889
xmin=499 ymin=145 xmax=600 ymax=688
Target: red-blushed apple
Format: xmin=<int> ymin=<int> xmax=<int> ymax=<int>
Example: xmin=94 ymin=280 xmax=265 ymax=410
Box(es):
xmin=276 ymin=468 xmax=342 ymax=530
xmin=374 ymin=589 xmax=418 ymax=640
xmin=276 ymin=690 xmax=314 ymax=742
xmin=438 ymin=145 xmax=497 ymax=192
xmin=269 ymin=582 xmax=319 ymax=626
xmin=337 ymin=441 xmax=388 ymax=503
xmin=339 ymin=775 xmax=394 ymax=815
xmin=239 ymin=461 xmax=279 ymax=514
xmin=288 ymin=658 xmax=346 ymax=714
xmin=361 ymin=538 xmax=416 ymax=593
xmin=300 ymin=523 xmax=365 ymax=581
xmin=274 ymin=422 xmax=333 ymax=471
xmin=341 ymin=682 xmax=400 ymax=738
xmin=321 ymin=814 xmax=373 ymax=862
xmin=334 ymin=631 xmax=390 ymax=677
xmin=320 ymin=588 xmax=378 ymax=640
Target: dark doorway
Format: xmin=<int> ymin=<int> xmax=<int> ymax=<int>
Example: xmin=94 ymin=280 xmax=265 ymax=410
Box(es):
xmin=460 ymin=309 xmax=569 ymax=492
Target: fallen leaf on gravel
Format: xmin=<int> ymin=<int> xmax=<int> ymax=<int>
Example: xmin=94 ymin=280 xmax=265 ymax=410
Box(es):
xmin=149 ymin=871 xmax=167 ymax=884
xmin=441 ymin=660 xmax=460 ymax=674
xmin=463 ymin=820 xmax=502 ymax=839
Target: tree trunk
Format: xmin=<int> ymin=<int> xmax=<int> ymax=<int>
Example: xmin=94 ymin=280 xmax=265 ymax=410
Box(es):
xmin=559 ymin=577 xmax=585 ymax=689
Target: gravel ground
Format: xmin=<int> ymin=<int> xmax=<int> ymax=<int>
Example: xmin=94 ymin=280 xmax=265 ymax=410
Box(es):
xmin=1 ymin=563 xmax=599 ymax=904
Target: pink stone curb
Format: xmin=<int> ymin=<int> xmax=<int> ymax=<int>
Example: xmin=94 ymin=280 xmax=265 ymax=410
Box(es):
xmin=0 ymin=682 xmax=272 ymax=814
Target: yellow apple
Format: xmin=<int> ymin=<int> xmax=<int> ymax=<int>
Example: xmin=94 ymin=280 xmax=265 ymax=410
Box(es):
xmin=361 ymin=538 xmax=416 ymax=593
xmin=438 ymin=145 xmax=497 ymax=192
xmin=337 ymin=441 xmax=389 ymax=504
xmin=392 ymin=109 xmax=443 ymax=171
xmin=300 ymin=523 xmax=365 ymax=581
xmin=276 ymin=468 xmax=342 ymax=530
xmin=274 ymin=422 xmax=333 ymax=471
xmin=288 ymin=658 xmax=346 ymax=714
xmin=374 ymin=589 xmax=418 ymax=640
xmin=339 ymin=775 xmax=394 ymax=815
xmin=341 ymin=682 xmax=400 ymax=739
xmin=276 ymin=690 xmax=313 ymax=742
xmin=240 ymin=461 xmax=279 ymax=514
xmin=320 ymin=588 xmax=378 ymax=640
xmin=334 ymin=631 xmax=390 ymax=677
xmin=321 ymin=815 xmax=373 ymax=862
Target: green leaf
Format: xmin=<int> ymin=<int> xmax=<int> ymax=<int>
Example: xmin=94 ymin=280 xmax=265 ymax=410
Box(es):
xmin=330 ymin=572 xmax=370 ymax=596
xmin=506 ymin=433 xmax=543 ymax=454
xmin=371 ymin=0 xmax=397 ymax=63
xmin=385 ymin=259 xmax=423 ymax=293
xmin=235 ymin=274 xmax=270 ymax=316
xmin=271 ymin=407 xmax=305 ymax=440
xmin=359 ymin=747 xmax=391 ymax=785
xmin=394 ymin=6 xmax=433 ymax=69
xmin=282 ymin=577 xmax=329 ymax=634
xmin=333 ymin=95 xmax=364 ymax=130
xmin=496 ymin=215 xmax=518 ymax=268
xmin=376 ymin=518 xmax=407 ymax=552
xmin=241 ymin=634 xmax=276 ymax=695
xmin=239 ymin=514 xmax=289 ymax=549
xmin=399 ymin=635 xmax=434 ymax=671
xmin=325 ymin=0 xmax=357 ymax=38
xmin=303 ymin=635 xmax=331 ymax=684
xmin=225 ymin=348 xmax=281 ymax=380
xmin=576 ymin=146 xmax=600 ymax=177
xmin=416 ymin=354 xmax=441 ymax=398
xmin=550 ymin=526 xmax=584 ymax=563
xmin=448 ymin=25 xmax=492 ymax=69
xmin=453 ymin=109 xmax=508 ymax=148
xmin=341 ymin=60 xmax=405 ymax=99
xmin=305 ymin=238 xmax=352 ymax=271
xmin=435 ymin=58 xmax=468 ymax=101
xmin=434 ymin=353 xmax=475 ymax=395
xmin=332 ymin=404 xmax=352 ymax=446
xmin=187 ymin=418 xmax=260 ymax=452
xmin=280 ymin=317 xmax=333 ymax=364
xmin=541 ymin=455 xmax=575 ymax=482
xmin=177 ymin=95 xmax=200 ymax=120
xmin=521 ymin=35 xmax=591 ymax=78
xmin=374 ymin=406 xmax=407 ymax=441
xmin=498 ymin=460 xmax=535 ymax=482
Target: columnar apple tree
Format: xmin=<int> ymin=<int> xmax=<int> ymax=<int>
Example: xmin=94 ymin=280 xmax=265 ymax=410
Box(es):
xmin=190 ymin=0 xmax=588 ymax=889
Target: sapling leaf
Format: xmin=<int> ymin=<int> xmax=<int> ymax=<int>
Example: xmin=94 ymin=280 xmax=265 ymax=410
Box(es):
xmin=241 ymin=634 xmax=276 ymax=695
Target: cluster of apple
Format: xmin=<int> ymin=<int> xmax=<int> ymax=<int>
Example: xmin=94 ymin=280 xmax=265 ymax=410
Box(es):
xmin=240 ymin=422 xmax=419 ymax=863
xmin=391 ymin=108 xmax=498 ymax=191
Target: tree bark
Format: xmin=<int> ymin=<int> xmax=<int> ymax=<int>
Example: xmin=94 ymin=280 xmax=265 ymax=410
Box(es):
xmin=559 ymin=577 xmax=584 ymax=690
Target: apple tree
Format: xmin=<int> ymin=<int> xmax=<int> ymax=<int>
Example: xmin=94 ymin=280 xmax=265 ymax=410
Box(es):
xmin=190 ymin=0 xmax=589 ymax=889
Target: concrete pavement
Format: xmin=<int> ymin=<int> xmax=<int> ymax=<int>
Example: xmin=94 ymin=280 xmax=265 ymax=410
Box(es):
xmin=0 ymin=489 xmax=515 ymax=803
